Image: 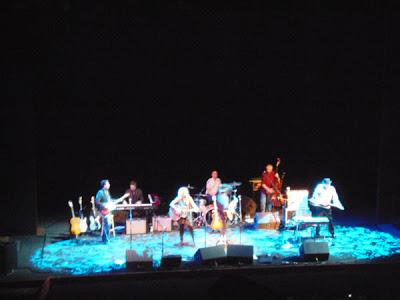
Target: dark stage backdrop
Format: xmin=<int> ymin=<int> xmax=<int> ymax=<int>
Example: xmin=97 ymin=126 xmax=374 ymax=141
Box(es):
xmin=5 ymin=2 xmax=398 ymax=228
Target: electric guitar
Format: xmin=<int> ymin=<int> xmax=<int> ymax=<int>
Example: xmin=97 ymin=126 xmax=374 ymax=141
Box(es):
xmin=78 ymin=196 xmax=88 ymax=233
xmin=68 ymin=201 xmax=81 ymax=238
xmin=100 ymin=197 xmax=126 ymax=216
xmin=89 ymin=196 xmax=101 ymax=231
xmin=210 ymin=196 xmax=223 ymax=231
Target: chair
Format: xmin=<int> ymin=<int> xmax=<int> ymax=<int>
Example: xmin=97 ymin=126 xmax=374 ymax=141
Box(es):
xmin=101 ymin=214 xmax=116 ymax=238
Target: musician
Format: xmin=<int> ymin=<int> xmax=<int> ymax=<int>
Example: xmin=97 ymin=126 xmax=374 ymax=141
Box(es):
xmin=309 ymin=178 xmax=344 ymax=238
xmin=169 ymin=187 xmax=199 ymax=246
xmin=95 ymin=179 xmax=129 ymax=244
xmin=121 ymin=180 xmax=146 ymax=219
xmin=125 ymin=180 xmax=145 ymax=204
xmin=260 ymin=164 xmax=280 ymax=212
xmin=206 ymin=170 xmax=221 ymax=204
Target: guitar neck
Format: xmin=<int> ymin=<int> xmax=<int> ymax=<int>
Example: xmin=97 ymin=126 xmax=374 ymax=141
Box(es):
xmin=70 ymin=206 xmax=75 ymax=218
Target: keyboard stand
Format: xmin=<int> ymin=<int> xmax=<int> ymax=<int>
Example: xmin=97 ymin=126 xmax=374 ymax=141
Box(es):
xmin=293 ymin=217 xmax=330 ymax=243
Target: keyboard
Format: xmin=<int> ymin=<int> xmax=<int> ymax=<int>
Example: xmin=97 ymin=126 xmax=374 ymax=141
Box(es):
xmin=114 ymin=203 xmax=155 ymax=211
xmin=292 ymin=216 xmax=329 ymax=224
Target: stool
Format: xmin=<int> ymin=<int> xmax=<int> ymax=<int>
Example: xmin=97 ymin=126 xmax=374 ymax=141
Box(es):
xmin=101 ymin=215 xmax=116 ymax=238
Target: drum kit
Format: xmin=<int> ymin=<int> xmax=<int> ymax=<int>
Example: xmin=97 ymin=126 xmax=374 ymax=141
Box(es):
xmin=192 ymin=181 xmax=242 ymax=228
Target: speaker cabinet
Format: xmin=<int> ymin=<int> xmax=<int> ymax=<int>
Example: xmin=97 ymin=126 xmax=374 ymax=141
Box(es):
xmin=152 ymin=216 xmax=172 ymax=232
xmin=194 ymin=245 xmax=226 ymax=266
xmin=0 ymin=241 xmax=18 ymax=275
xmin=299 ymin=240 xmax=329 ymax=261
xmin=226 ymin=245 xmax=254 ymax=265
xmin=161 ymin=255 xmax=181 ymax=268
xmin=126 ymin=250 xmax=153 ymax=270
xmin=255 ymin=212 xmax=280 ymax=229
xmin=126 ymin=218 xmax=147 ymax=234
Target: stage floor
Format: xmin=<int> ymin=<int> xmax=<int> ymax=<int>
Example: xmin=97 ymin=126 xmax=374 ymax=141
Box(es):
xmin=27 ymin=221 xmax=400 ymax=276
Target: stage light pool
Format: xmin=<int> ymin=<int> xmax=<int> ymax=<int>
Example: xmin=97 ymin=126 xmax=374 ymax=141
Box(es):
xmin=31 ymin=225 xmax=400 ymax=275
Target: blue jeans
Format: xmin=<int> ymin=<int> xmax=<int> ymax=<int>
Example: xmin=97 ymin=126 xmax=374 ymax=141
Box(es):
xmin=102 ymin=216 xmax=110 ymax=243
xmin=260 ymin=192 xmax=273 ymax=212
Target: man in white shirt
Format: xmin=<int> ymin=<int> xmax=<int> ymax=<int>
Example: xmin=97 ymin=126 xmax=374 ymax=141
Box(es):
xmin=206 ymin=170 xmax=221 ymax=204
xmin=309 ymin=178 xmax=344 ymax=238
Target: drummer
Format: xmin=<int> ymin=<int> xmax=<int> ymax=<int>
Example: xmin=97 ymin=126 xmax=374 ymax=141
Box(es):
xmin=205 ymin=170 xmax=222 ymax=205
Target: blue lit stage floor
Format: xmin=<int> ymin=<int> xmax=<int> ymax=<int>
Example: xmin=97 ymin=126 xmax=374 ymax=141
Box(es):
xmin=30 ymin=224 xmax=400 ymax=275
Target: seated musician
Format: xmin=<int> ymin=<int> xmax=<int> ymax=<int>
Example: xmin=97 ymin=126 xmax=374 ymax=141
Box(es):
xmin=309 ymin=178 xmax=344 ymax=238
xmin=95 ymin=179 xmax=129 ymax=244
xmin=169 ymin=187 xmax=199 ymax=246
xmin=125 ymin=180 xmax=146 ymax=218
xmin=206 ymin=170 xmax=221 ymax=205
xmin=260 ymin=164 xmax=280 ymax=212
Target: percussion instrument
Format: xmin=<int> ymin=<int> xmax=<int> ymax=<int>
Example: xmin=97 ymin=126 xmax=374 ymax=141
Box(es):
xmin=217 ymin=193 xmax=230 ymax=210
xmin=219 ymin=183 xmax=233 ymax=193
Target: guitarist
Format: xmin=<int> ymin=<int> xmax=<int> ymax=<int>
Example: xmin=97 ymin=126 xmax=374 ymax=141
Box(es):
xmin=260 ymin=163 xmax=280 ymax=212
xmin=169 ymin=187 xmax=199 ymax=246
xmin=95 ymin=179 xmax=129 ymax=244
xmin=309 ymin=178 xmax=344 ymax=238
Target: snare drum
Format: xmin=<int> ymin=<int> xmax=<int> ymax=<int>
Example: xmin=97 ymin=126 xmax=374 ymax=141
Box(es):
xmin=194 ymin=198 xmax=207 ymax=209
xmin=217 ymin=193 xmax=230 ymax=211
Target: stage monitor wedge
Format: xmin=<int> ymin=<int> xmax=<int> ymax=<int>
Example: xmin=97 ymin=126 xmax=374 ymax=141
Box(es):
xmin=194 ymin=245 xmax=226 ymax=266
xmin=126 ymin=250 xmax=153 ymax=270
xmin=194 ymin=244 xmax=254 ymax=266
xmin=299 ymin=239 xmax=329 ymax=262
xmin=226 ymin=244 xmax=254 ymax=265
xmin=161 ymin=255 xmax=181 ymax=268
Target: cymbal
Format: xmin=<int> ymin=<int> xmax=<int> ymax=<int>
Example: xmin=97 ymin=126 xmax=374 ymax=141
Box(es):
xmin=229 ymin=181 xmax=242 ymax=187
xmin=193 ymin=193 xmax=207 ymax=197
xmin=249 ymin=177 xmax=261 ymax=183
xmin=219 ymin=184 xmax=233 ymax=192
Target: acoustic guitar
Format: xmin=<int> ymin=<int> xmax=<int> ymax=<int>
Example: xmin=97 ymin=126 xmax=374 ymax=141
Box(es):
xmin=169 ymin=206 xmax=197 ymax=221
xmin=78 ymin=196 xmax=88 ymax=233
xmin=68 ymin=201 xmax=81 ymax=238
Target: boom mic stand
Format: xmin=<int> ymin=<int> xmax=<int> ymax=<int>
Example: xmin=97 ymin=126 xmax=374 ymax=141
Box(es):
xmin=129 ymin=198 xmax=133 ymax=250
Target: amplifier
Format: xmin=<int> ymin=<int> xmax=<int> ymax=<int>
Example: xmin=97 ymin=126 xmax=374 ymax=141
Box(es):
xmin=255 ymin=212 xmax=280 ymax=229
xmin=152 ymin=216 xmax=172 ymax=232
xmin=126 ymin=218 xmax=147 ymax=234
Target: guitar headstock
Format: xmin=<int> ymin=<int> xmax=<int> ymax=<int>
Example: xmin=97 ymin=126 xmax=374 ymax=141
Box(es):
xmin=68 ymin=201 xmax=73 ymax=208
xmin=276 ymin=157 xmax=281 ymax=167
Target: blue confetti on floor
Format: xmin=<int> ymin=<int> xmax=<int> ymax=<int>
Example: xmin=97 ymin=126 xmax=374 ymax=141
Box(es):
xmin=31 ymin=225 xmax=400 ymax=275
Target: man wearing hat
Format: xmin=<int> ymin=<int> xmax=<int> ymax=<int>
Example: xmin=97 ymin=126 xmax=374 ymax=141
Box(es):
xmin=309 ymin=178 xmax=344 ymax=238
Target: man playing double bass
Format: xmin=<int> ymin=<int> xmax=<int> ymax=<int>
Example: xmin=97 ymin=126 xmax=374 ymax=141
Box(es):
xmin=260 ymin=164 xmax=281 ymax=212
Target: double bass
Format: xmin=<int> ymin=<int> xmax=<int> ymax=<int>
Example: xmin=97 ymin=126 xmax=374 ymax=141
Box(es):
xmin=272 ymin=158 xmax=285 ymax=207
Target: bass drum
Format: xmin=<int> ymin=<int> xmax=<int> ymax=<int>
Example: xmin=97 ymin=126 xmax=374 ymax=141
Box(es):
xmin=194 ymin=198 xmax=207 ymax=210
xmin=203 ymin=205 xmax=216 ymax=228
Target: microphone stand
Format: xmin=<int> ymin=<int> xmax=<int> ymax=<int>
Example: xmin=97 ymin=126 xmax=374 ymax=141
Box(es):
xmin=129 ymin=198 xmax=133 ymax=250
